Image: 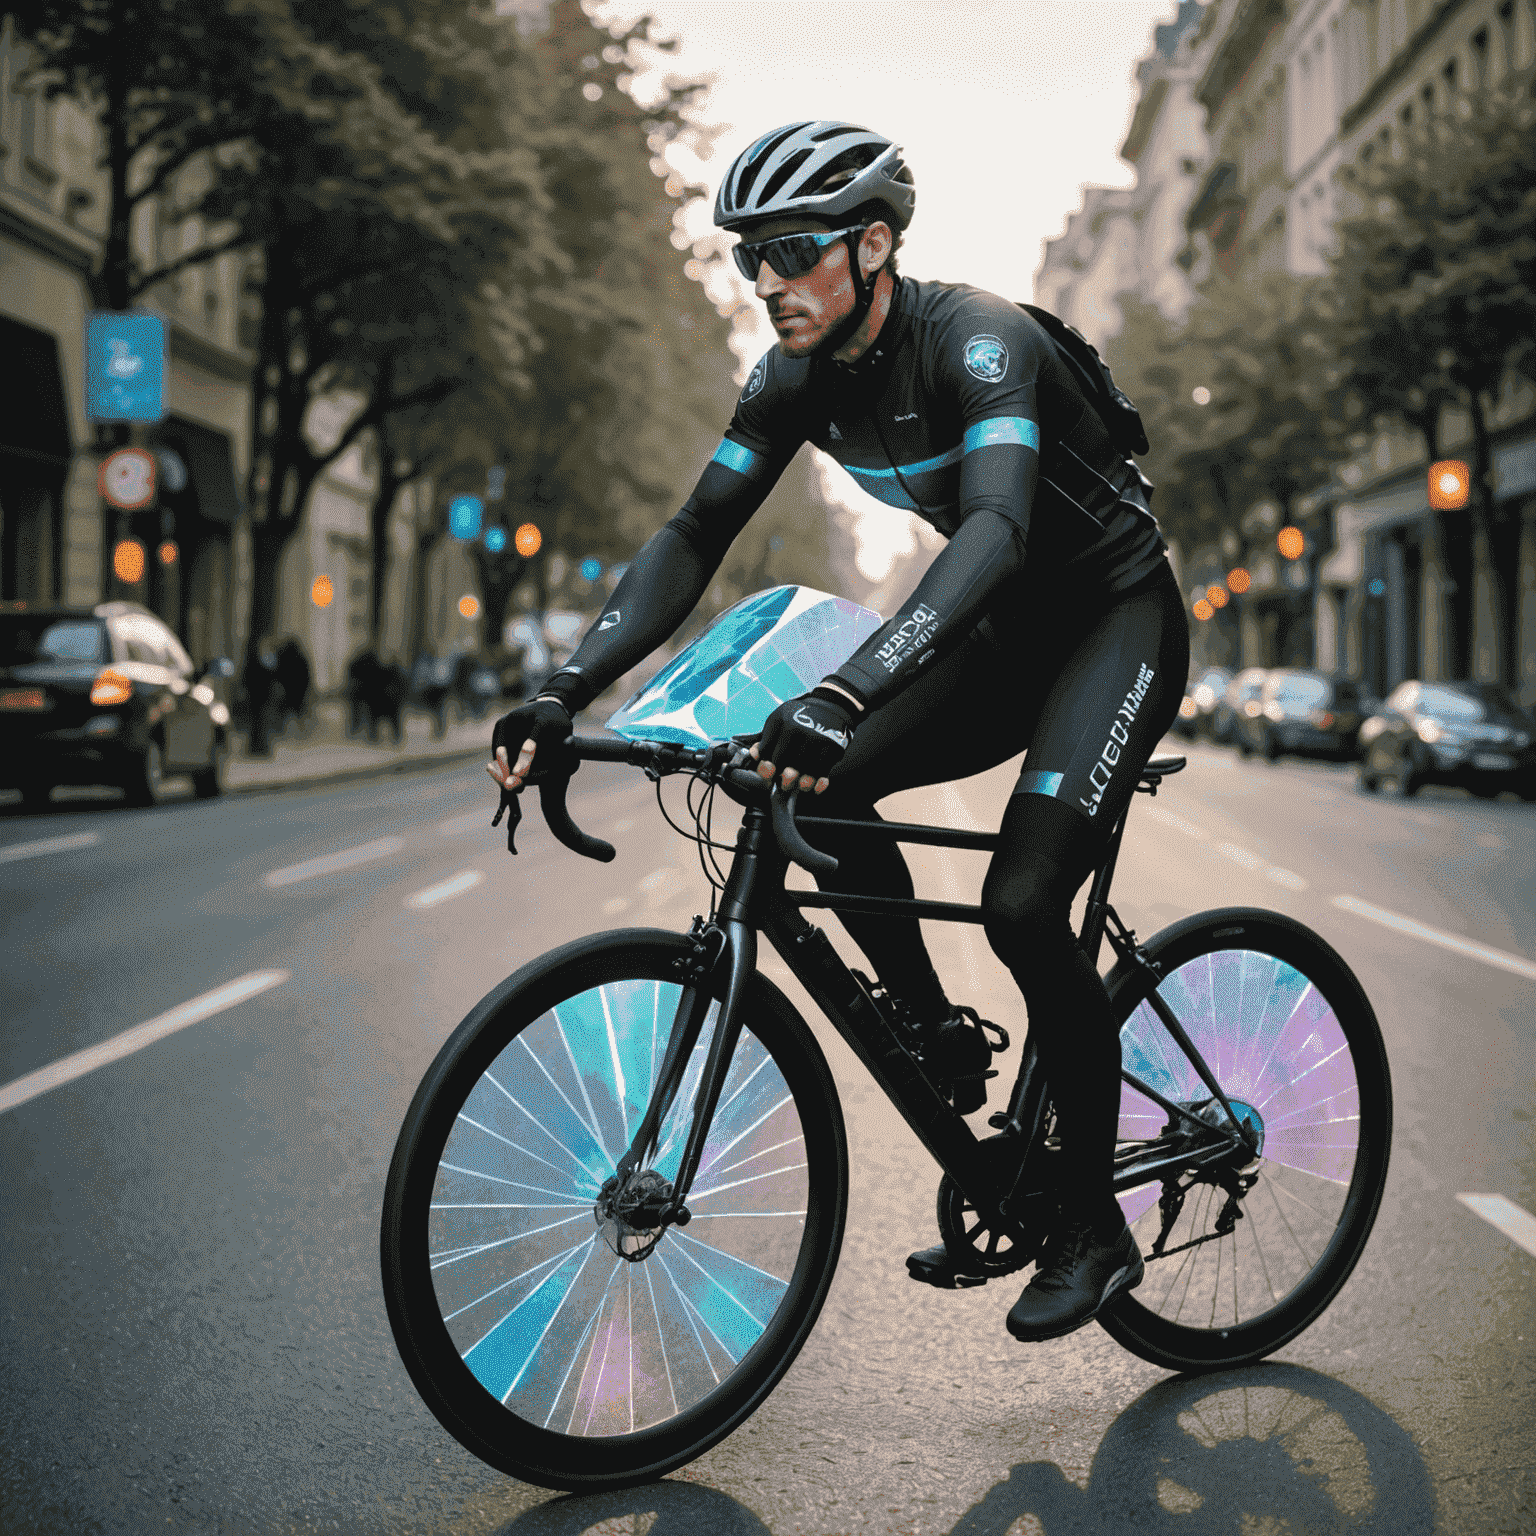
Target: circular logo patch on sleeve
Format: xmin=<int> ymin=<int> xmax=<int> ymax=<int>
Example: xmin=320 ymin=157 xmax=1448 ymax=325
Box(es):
xmin=963 ymin=334 xmax=1009 ymax=383
xmin=741 ymin=353 xmax=769 ymax=401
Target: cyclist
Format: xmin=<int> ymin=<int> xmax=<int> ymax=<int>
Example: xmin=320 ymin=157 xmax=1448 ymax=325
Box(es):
xmin=489 ymin=121 xmax=1189 ymax=1343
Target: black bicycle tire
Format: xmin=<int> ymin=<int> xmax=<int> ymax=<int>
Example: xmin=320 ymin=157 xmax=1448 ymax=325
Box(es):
xmin=1096 ymin=907 xmax=1392 ymax=1371
xmin=380 ymin=928 xmax=849 ymax=1492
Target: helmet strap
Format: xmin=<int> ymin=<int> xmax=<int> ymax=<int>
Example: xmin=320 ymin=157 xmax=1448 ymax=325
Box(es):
xmin=814 ymin=232 xmax=880 ymax=359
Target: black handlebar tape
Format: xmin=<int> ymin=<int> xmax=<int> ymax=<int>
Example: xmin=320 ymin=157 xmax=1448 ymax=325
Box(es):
xmin=566 ymin=734 xmax=633 ymax=763
xmin=771 ymin=785 xmax=838 ymax=877
xmin=538 ymin=774 xmax=617 ymax=863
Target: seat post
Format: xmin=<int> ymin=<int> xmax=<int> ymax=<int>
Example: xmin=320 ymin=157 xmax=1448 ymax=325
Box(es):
xmin=1078 ymin=805 xmax=1129 ymax=966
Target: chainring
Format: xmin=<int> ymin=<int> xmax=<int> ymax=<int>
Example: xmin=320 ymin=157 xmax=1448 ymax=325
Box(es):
xmin=934 ymin=1133 xmax=1052 ymax=1279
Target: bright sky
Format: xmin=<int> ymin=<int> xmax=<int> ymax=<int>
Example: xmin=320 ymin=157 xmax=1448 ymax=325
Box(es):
xmin=581 ymin=0 xmax=1185 ymax=581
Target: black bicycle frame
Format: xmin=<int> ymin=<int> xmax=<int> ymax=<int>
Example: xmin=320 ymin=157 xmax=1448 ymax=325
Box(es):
xmin=612 ymin=780 xmax=1251 ymax=1241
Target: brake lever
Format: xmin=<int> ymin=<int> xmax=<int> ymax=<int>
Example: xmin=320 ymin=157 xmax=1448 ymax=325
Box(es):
xmin=491 ymin=783 xmax=523 ymax=854
xmin=770 ymin=784 xmax=838 ymax=877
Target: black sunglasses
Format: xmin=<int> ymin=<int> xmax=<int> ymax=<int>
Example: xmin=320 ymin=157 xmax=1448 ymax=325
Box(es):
xmin=730 ymin=225 xmax=869 ymax=282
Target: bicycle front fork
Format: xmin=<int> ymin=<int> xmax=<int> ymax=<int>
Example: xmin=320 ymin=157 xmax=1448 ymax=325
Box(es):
xmin=597 ymin=918 xmax=750 ymax=1251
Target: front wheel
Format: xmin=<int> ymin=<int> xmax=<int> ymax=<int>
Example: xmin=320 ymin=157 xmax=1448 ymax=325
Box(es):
xmin=1100 ymin=909 xmax=1391 ymax=1372
xmin=381 ymin=930 xmax=848 ymax=1492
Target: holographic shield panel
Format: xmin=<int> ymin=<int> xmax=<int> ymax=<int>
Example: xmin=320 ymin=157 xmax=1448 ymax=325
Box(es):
xmin=1117 ymin=949 xmax=1360 ymax=1227
xmin=428 ymin=981 xmax=809 ymax=1435
xmin=606 ymin=585 xmax=885 ymax=747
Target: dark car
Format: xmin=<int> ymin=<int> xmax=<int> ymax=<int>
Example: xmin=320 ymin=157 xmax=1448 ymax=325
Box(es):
xmin=1235 ymin=669 xmax=1370 ymax=762
xmin=1214 ymin=666 xmax=1269 ymax=748
xmin=0 ymin=601 xmax=231 ymax=808
xmin=1357 ymin=680 xmax=1536 ymax=798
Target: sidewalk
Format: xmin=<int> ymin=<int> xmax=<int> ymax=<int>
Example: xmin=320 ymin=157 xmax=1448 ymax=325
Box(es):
xmin=226 ymin=699 xmax=494 ymax=794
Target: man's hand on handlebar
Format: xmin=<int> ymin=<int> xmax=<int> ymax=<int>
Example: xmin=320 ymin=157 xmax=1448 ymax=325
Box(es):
xmin=489 ymin=697 xmax=575 ymax=792
xmin=746 ymin=687 xmax=861 ymax=795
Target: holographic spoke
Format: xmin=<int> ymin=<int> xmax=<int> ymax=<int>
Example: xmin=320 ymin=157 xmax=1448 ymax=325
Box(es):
xmin=656 ymin=1251 xmax=728 ymax=1379
xmin=430 ymin=1211 xmax=590 ymax=1269
xmin=469 ymin=1077 xmax=600 ymax=1188
xmin=689 ymin=1161 xmax=809 ymax=1202
xmin=438 ymin=1161 xmax=594 ymax=1201
xmin=695 ymin=1134 xmax=805 ymax=1187
xmin=444 ymin=1239 xmax=588 ymax=1323
xmin=517 ymin=1033 xmax=612 ymax=1173
xmin=551 ymin=1004 xmax=617 ymax=1168
xmin=543 ymin=1306 xmax=602 ymax=1431
xmin=644 ymin=1261 xmax=680 ymax=1421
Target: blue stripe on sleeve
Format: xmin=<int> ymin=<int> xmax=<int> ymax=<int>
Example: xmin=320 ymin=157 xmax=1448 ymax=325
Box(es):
xmin=963 ymin=417 xmax=1039 ymax=454
xmin=711 ymin=439 xmax=763 ymax=476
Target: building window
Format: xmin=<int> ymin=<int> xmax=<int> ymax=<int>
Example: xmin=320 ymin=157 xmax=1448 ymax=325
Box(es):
xmin=1471 ymin=27 xmax=1490 ymax=87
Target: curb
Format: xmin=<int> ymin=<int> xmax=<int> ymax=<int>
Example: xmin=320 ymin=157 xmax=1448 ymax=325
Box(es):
xmin=224 ymin=743 xmax=490 ymax=798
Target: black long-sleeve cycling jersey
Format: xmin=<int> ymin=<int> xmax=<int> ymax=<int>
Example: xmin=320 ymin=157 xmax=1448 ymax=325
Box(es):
xmin=546 ymin=276 xmax=1168 ymax=715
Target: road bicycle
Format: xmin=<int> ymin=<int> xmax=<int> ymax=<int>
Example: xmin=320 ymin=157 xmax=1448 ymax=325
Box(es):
xmin=380 ymin=586 xmax=1392 ymax=1493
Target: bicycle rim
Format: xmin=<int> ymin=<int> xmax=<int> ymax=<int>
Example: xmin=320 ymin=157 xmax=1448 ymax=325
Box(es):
xmin=1102 ymin=909 xmax=1391 ymax=1369
xmin=382 ymin=932 xmax=847 ymax=1489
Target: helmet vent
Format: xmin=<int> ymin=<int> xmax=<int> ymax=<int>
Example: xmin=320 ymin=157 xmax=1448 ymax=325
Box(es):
xmin=810 ymin=124 xmax=861 ymax=143
xmin=734 ymin=123 xmax=810 ymax=205
xmin=758 ymin=148 xmax=814 ymax=208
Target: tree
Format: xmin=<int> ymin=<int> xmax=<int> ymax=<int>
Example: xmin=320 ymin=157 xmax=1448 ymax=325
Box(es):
xmin=1316 ymin=75 xmax=1536 ymax=681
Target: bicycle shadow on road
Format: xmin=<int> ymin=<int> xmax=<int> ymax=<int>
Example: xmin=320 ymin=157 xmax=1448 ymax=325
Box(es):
xmin=493 ymin=1479 xmax=773 ymax=1535
xmin=949 ymin=1361 xmax=1433 ymax=1535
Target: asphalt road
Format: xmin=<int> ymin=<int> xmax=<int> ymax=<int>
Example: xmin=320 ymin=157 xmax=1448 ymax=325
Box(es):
xmin=1 ymin=737 xmax=1533 ymax=1534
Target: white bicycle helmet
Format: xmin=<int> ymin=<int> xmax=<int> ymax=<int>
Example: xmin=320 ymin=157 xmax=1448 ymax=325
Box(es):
xmin=714 ymin=121 xmax=915 ymax=234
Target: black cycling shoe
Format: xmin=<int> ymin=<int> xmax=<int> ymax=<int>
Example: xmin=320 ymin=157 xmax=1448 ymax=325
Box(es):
xmin=1005 ymin=1214 xmax=1144 ymax=1342
xmin=906 ymin=1241 xmax=991 ymax=1289
xmin=853 ymin=973 xmax=1007 ymax=1114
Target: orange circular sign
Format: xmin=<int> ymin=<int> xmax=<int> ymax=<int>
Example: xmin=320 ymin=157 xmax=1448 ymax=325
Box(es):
xmin=99 ymin=448 xmax=157 ymax=509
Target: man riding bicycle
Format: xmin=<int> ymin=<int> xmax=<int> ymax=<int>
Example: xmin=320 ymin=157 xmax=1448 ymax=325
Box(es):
xmin=489 ymin=121 xmax=1189 ymax=1343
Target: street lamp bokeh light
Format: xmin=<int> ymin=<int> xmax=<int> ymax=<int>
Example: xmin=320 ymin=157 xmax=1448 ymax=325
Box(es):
xmin=1206 ymin=584 xmax=1229 ymax=609
xmin=580 ymin=556 xmax=602 ymax=581
xmin=459 ymin=594 xmax=480 ymax=619
xmin=514 ymin=522 xmax=542 ymax=557
xmin=157 ymin=540 xmax=178 ymax=567
xmin=311 ymin=575 xmax=334 ymax=608
xmin=1277 ymin=526 xmax=1305 ymax=560
xmin=484 ymin=526 xmax=507 ymax=553
xmin=112 ymin=539 xmax=146 ymax=584
xmin=1227 ymin=567 xmax=1251 ymax=593
xmin=1192 ymin=598 xmax=1214 ymax=621
xmin=1428 ymin=460 xmax=1470 ymax=510
xmin=1192 ymin=386 xmax=1211 ymax=405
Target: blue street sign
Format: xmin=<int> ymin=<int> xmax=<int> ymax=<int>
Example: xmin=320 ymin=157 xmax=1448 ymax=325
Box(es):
xmin=449 ymin=495 xmax=484 ymax=540
xmin=84 ymin=312 xmax=167 ymax=422
xmin=580 ymin=557 xmax=603 ymax=581
xmin=484 ymin=525 xmax=507 ymax=553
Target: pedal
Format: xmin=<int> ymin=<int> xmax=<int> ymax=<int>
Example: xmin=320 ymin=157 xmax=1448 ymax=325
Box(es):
xmin=906 ymin=1243 xmax=990 ymax=1290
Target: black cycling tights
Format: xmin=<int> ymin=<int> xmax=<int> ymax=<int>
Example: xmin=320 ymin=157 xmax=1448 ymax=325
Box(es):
xmin=808 ymin=565 xmax=1189 ymax=1224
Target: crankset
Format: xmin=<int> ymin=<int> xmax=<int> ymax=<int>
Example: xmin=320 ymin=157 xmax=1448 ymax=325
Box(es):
xmin=910 ymin=1134 xmax=1049 ymax=1289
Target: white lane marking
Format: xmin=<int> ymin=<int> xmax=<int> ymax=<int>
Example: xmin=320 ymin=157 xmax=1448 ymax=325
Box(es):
xmin=0 ymin=830 xmax=100 ymax=865
xmin=439 ymin=812 xmax=488 ymax=836
xmin=1217 ymin=841 xmax=1265 ymax=871
xmin=601 ymin=897 xmax=629 ymax=915
xmin=0 ymin=970 xmax=289 ymax=1116
xmin=1457 ymin=1194 xmax=1536 ymax=1259
xmin=264 ymin=836 xmax=404 ymax=888
xmin=406 ymin=868 xmax=485 ymax=909
xmin=1476 ymin=833 xmax=1506 ymax=850
xmin=1266 ymin=866 xmax=1310 ymax=892
xmin=1144 ymin=804 xmax=1207 ymax=840
xmin=1331 ymin=894 xmax=1536 ymax=981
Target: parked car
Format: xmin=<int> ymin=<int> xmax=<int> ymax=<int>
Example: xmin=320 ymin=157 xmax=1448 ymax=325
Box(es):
xmin=1357 ymin=680 xmax=1536 ymax=798
xmin=0 ymin=601 xmax=231 ymax=807
xmin=1213 ymin=667 xmax=1269 ymax=748
xmin=1234 ymin=669 xmax=1371 ymax=762
xmin=1181 ymin=665 xmax=1232 ymax=741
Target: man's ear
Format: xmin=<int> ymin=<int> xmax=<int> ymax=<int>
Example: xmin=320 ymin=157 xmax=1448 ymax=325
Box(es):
xmin=860 ymin=221 xmax=892 ymax=277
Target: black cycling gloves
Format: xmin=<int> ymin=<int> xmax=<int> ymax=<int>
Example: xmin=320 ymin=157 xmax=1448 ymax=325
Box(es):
xmin=751 ymin=687 xmax=862 ymax=787
xmin=491 ymin=695 xmax=577 ymax=782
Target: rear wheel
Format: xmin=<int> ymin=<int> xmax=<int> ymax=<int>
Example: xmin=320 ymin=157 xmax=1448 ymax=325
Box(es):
xmin=122 ymin=737 xmax=167 ymax=806
xmin=381 ymin=930 xmax=848 ymax=1492
xmin=1100 ymin=909 xmax=1391 ymax=1372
